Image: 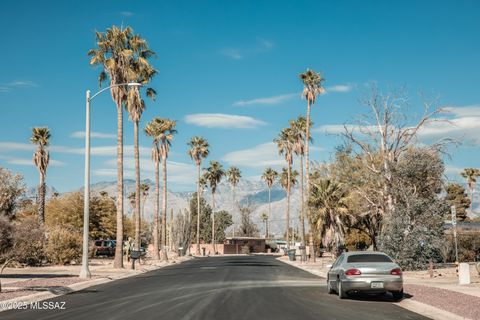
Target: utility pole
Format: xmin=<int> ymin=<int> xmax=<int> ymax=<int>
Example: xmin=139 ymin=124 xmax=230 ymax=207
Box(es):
xmin=451 ymin=205 xmax=459 ymax=263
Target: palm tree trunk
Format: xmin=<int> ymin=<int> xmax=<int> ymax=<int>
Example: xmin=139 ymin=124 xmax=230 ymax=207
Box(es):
xmin=114 ymin=105 xmax=124 ymax=269
xmin=212 ymin=193 xmax=216 ymax=254
xmin=267 ymin=187 xmax=271 ymax=239
xmin=153 ymin=158 xmax=160 ymax=260
xmin=305 ymin=100 xmax=315 ymax=262
xmin=300 ymin=154 xmax=306 ymax=261
xmin=196 ymin=164 xmax=201 ymax=255
xmin=162 ymin=155 xmax=168 ymax=261
xmin=38 ymin=173 xmax=46 ymax=225
xmin=134 ymin=121 xmax=141 ymax=251
xmin=286 ymin=165 xmax=291 ymax=251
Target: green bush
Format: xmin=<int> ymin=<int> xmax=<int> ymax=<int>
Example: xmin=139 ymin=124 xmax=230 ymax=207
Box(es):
xmin=0 ymin=216 xmax=13 ymax=258
xmin=45 ymin=227 xmax=82 ymax=265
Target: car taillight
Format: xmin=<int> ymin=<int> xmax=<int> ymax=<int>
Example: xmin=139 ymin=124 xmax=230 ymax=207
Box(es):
xmin=345 ymin=268 xmax=361 ymax=276
xmin=391 ymin=268 xmax=402 ymax=276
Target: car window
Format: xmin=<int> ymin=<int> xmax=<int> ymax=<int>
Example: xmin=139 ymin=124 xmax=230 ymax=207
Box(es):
xmin=95 ymin=241 xmax=102 ymax=246
xmin=332 ymin=254 xmax=344 ymax=268
xmin=347 ymin=254 xmax=392 ymax=263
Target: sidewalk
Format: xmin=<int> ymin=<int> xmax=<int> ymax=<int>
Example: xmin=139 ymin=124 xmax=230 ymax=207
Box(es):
xmin=0 ymin=254 xmax=192 ymax=310
xmin=278 ymin=255 xmax=480 ymax=320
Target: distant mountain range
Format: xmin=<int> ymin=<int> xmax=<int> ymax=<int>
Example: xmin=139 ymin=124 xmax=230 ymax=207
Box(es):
xmin=75 ymin=178 xmax=302 ymax=237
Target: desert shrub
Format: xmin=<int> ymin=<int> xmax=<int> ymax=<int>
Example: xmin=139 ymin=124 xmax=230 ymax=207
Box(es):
xmin=45 ymin=227 xmax=82 ymax=265
xmin=241 ymin=245 xmax=251 ymax=254
xmin=0 ymin=216 xmax=13 ymax=257
xmin=11 ymin=217 xmax=46 ymax=266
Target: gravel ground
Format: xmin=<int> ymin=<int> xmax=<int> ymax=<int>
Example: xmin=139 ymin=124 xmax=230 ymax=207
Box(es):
xmin=0 ymin=277 xmax=88 ymax=301
xmin=405 ymin=284 xmax=480 ymax=320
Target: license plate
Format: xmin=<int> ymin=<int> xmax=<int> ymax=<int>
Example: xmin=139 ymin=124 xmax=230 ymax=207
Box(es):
xmin=371 ymin=282 xmax=384 ymax=289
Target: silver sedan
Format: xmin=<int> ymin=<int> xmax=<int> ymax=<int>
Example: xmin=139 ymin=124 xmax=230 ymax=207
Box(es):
xmin=326 ymin=251 xmax=403 ymax=300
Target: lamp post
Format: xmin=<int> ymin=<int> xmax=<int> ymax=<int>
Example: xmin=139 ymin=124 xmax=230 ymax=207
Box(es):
xmin=79 ymin=82 xmax=142 ymax=279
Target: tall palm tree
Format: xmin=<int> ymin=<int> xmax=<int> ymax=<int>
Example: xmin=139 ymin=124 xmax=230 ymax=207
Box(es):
xmin=204 ymin=161 xmax=225 ymax=253
xmin=460 ymin=168 xmax=480 ymax=216
xmin=156 ymin=119 xmax=177 ymax=261
xmin=261 ymin=167 xmax=278 ymax=239
xmin=31 ymin=127 xmax=50 ymax=225
xmin=145 ymin=120 xmax=161 ymax=260
xmin=227 ymin=166 xmax=241 ymax=230
xmin=289 ymin=116 xmax=312 ymax=257
xmin=187 ymin=136 xmax=209 ymax=255
xmin=280 ymin=167 xmax=299 ymax=248
xmin=309 ymin=178 xmax=351 ymax=255
xmin=88 ymin=25 xmax=156 ymax=268
xmin=275 ymin=128 xmax=296 ymax=250
xmin=125 ymin=46 xmax=157 ymax=253
xmin=299 ymin=68 xmax=325 ymax=261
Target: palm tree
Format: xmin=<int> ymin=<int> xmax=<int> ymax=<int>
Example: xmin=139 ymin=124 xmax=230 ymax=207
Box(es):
xmin=204 ymin=161 xmax=225 ymax=253
xmin=261 ymin=167 xmax=278 ymax=239
xmin=227 ymin=166 xmax=241 ymax=230
xmin=30 ymin=127 xmax=50 ymax=225
xmin=299 ymin=68 xmax=325 ymax=261
xmin=309 ymin=178 xmax=351 ymax=255
xmin=145 ymin=120 xmax=161 ymax=260
xmin=88 ymin=26 xmax=156 ymax=268
xmin=187 ymin=136 xmax=209 ymax=255
xmin=280 ymin=167 xmax=299 ymax=248
xmin=275 ymin=128 xmax=296 ymax=250
xmin=260 ymin=212 xmax=268 ymax=239
xmin=289 ymin=116 xmax=312 ymax=257
xmin=460 ymin=168 xmax=480 ymax=216
xmin=125 ymin=46 xmax=157 ymax=253
xmin=156 ymin=119 xmax=177 ymax=261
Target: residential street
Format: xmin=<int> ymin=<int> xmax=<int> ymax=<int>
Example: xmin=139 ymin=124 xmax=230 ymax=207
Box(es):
xmin=2 ymin=256 xmax=429 ymax=320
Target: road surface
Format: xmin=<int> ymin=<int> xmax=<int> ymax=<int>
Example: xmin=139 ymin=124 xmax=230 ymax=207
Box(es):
xmin=2 ymin=255 xmax=429 ymax=320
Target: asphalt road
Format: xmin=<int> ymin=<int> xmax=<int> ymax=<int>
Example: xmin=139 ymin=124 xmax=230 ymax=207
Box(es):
xmin=2 ymin=255 xmax=429 ymax=320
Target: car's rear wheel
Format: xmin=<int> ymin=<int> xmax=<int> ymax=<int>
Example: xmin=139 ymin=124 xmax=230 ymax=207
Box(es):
xmin=338 ymin=280 xmax=348 ymax=299
xmin=327 ymin=276 xmax=335 ymax=294
xmin=392 ymin=289 xmax=403 ymax=301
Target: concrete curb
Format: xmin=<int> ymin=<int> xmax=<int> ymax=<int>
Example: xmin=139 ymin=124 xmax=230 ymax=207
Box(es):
xmin=0 ymin=258 xmax=191 ymax=313
xmin=276 ymin=257 xmax=469 ymax=320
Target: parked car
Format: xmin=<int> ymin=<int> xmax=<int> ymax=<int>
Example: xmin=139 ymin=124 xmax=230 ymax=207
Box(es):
xmin=94 ymin=240 xmax=116 ymax=257
xmin=326 ymin=251 xmax=403 ymax=300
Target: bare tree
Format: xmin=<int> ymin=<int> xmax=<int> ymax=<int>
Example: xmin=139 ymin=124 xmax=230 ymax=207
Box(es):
xmin=341 ymin=85 xmax=453 ymax=234
xmin=172 ymin=209 xmax=192 ymax=256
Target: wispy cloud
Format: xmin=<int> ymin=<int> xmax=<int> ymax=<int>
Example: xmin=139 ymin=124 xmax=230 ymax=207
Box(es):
xmin=0 ymin=141 xmax=149 ymax=156
xmin=184 ymin=113 xmax=266 ymax=129
xmin=120 ymin=11 xmax=134 ymax=17
xmin=417 ymin=104 xmax=480 ymax=145
xmin=0 ymin=155 xmax=65 ymax=167
xmin=0 ymin=80 xmax=38 ymax=93
xmin=221 ymin=38 xmax=274 ymax=60
xmin=70 ymin=131 xmax=116 ymax=139
xmin=326 ymin=84 xmax=353 ymax=93
xmin=222 ymin=142 xmax=284 ymax=168
xmin=233 ymin=93 xmax=297 ymax=107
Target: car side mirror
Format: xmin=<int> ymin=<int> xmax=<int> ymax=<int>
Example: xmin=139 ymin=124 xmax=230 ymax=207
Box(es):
xmin=326 ymin=264 xmax=333 ymax=269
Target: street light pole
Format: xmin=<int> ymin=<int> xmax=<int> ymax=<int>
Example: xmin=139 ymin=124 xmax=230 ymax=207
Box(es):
xmin=80 ymin=90 xmax=92 ymax=279
xmin=79 ymin=83 xmax=142 ymax=279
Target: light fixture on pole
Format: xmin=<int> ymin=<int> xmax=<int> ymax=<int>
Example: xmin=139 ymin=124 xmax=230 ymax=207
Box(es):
xmin=79 ymin=82 xmax=142 ymax=279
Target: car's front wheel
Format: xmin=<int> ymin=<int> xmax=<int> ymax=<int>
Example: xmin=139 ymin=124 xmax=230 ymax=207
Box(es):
xmin=391 ymin=289 xmax=403 ymax=301
xmin=338 ymin=280 xmax=348 ymax=299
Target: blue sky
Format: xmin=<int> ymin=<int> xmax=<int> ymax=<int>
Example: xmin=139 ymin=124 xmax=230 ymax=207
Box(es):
xmin=0 ymin=0 xmax=479 ymax=192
